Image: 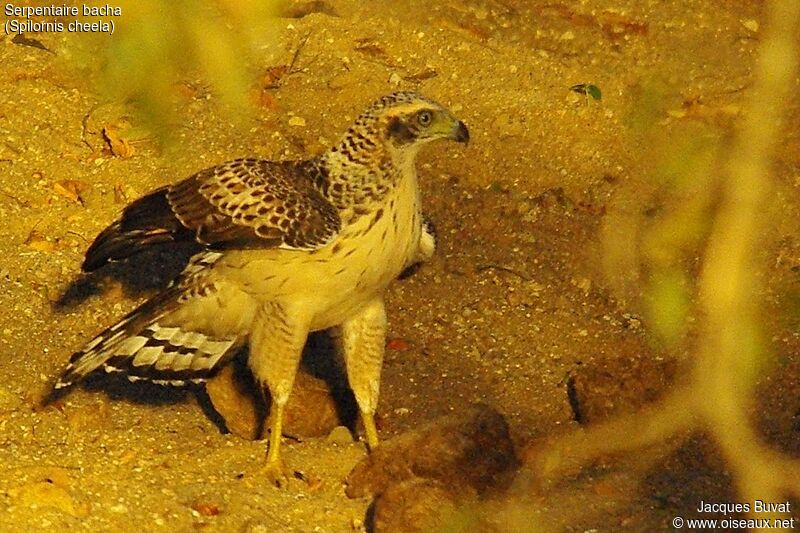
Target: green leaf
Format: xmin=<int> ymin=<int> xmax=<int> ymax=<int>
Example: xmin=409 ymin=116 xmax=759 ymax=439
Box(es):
xmin=570 ymin=83 xmax=602 ymax=101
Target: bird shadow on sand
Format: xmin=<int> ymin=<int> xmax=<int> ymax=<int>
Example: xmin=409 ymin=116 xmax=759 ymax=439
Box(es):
xmin=52 ymin=243 xmax=201 ymax=311
xmin=301 ymin=330 xmax=359 ymax=429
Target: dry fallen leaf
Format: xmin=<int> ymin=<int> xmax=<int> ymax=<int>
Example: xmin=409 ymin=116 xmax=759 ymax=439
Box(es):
xmin=191 ymin=501 xmax=221 ymax=517
xmin=353 ymin=38 xmax=395 ymax=66
xmin=102 ymin=126 xmax=136 ymax=158
xmin=260 ymin=65 xmax=289 ymax=90
xmin=354 ymin=42 xmax=386 ymax=57
xmin=53 ymin=179 xmax=89 ymax=204
xmin=402 ymin=68 xmax=438 ymax=82
xmin=24 ymin=230 xmax=56 ymax=252
xmin=113 ymin=183 xmax=139 ymax=204
xmin=258 ymin=90 xmax=279 ymax=111
xmin=386 ymin=338 xmax=412 ymax=351
xmin=302 ymin=473 xmax=324 ymax=492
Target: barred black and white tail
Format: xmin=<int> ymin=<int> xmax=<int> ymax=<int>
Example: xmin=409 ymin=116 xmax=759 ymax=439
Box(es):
xmin=54 ymin=295 xmax=244 ymax=392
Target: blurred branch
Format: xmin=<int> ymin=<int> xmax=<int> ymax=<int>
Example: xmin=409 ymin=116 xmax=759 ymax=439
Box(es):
xmin=695 ymin=0 xmax=800 ymax=515
xmin=529 ymin=385 xmax=697 ymax=483
xmin=68 ymin=0 xmax=281 ymax=144
xmin=523 ymin=0 xmax=800 ymax=523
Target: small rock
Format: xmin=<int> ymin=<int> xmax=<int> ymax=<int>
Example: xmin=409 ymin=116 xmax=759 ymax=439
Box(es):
xmin=370 ymin=478 xmax=458 ymax=533
xmin=206 ymin=364 xmax=343 ymax=440
xmin=10 ymin=479 xmax=89 ymax=518
xmin=191 ymin=501 xmax=221 ymax=517
xmin=288 ymin=116 xmax=306 ymax=127
xmin=206 ymin=365 xmax=262 ymax=440
xmin=327 ymin=425 xmax=354 ymax=445
xmin=346 ymin=404 xmax=519 ymax=498
xmin=283 ymin=370 xmax=344 ymax=438
xmin=280 ymin=0 xmax=339 ymax=18
xmin=741 ymin=19 xmax=759 ymax=32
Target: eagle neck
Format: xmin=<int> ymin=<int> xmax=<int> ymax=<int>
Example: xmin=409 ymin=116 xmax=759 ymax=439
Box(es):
xmin=318 ymin=140 xmax=413 ymax=213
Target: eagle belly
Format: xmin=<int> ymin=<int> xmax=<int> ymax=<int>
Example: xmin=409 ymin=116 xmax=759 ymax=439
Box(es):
xmin=216 ymin=172 xmax=422 ymax=331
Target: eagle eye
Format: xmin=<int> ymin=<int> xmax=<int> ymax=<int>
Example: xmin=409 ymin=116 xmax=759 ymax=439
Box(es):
xmin=416 ymin=110 xmax=433 ymax=127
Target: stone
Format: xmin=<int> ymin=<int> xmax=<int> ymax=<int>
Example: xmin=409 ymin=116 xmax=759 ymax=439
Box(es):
xmin=326 ymin=425 xmax=354 ymax=445
xmin=206 ymin=363 xmax=343 ymax=440
xmin=346 ymin=404 xmax=519 ymax=498
xmin=370 ymin=478 xmax=458 ymax=533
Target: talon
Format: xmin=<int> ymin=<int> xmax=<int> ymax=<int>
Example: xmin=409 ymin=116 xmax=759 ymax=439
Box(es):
xmin=258 ymin=458 xmax=292 ymax=488
xmin=259 ymin=400 xmax=293 ymax=487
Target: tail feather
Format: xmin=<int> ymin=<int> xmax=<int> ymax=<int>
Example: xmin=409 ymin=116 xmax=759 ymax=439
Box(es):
xmin=54 ymin=298 xmax=243 ymax=391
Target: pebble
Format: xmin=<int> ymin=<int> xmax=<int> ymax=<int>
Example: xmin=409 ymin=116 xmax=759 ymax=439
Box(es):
xmin=741 ymin=19 xmax=759 ymax=32
xmin=10 ymin=479 xmax=89 ymax=518
xmin=326 ymin=425 xmax=354 ymax=445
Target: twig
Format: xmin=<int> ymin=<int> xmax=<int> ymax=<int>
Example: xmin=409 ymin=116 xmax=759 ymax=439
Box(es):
xmin=0 ymin=188 xmax=28 ymax=207
xmin=520 ymin=0 xmax=800 ymax=523
xmin=81 ymin=103 xmax=103 ymax=151
xmin=66 ymin=230 xmax=88 ymax=243
xmin=287 ymin=33 xmax=311 ymax=74
xmin=475 ymin=263 xmax=531 ymax=281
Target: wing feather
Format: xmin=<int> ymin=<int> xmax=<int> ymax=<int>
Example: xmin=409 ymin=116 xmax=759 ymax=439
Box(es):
xmin=82 ymin=158 xmax=339 ymax=271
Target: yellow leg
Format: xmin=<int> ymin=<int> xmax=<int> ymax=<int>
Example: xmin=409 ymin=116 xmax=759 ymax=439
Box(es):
xmin=259 ymin=401 xmax=289 ymax=487
xmin=339 ymin=298 xmax=387 ymax=453
xmin=363 ymin=411 xmax=379 ymax=451
xmin=249 ymin=301 xmax=310 ymax=487
xmin=266 ymin=401 xmax=284 ymax=466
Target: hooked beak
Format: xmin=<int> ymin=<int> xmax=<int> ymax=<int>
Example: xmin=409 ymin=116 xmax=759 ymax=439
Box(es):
xmin=450 ymin=120 xmax=470 ymax=144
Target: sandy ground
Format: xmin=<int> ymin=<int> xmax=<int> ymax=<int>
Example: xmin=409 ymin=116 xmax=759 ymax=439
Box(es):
xmin=2 ymin=0 xmax=800 ymax=531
